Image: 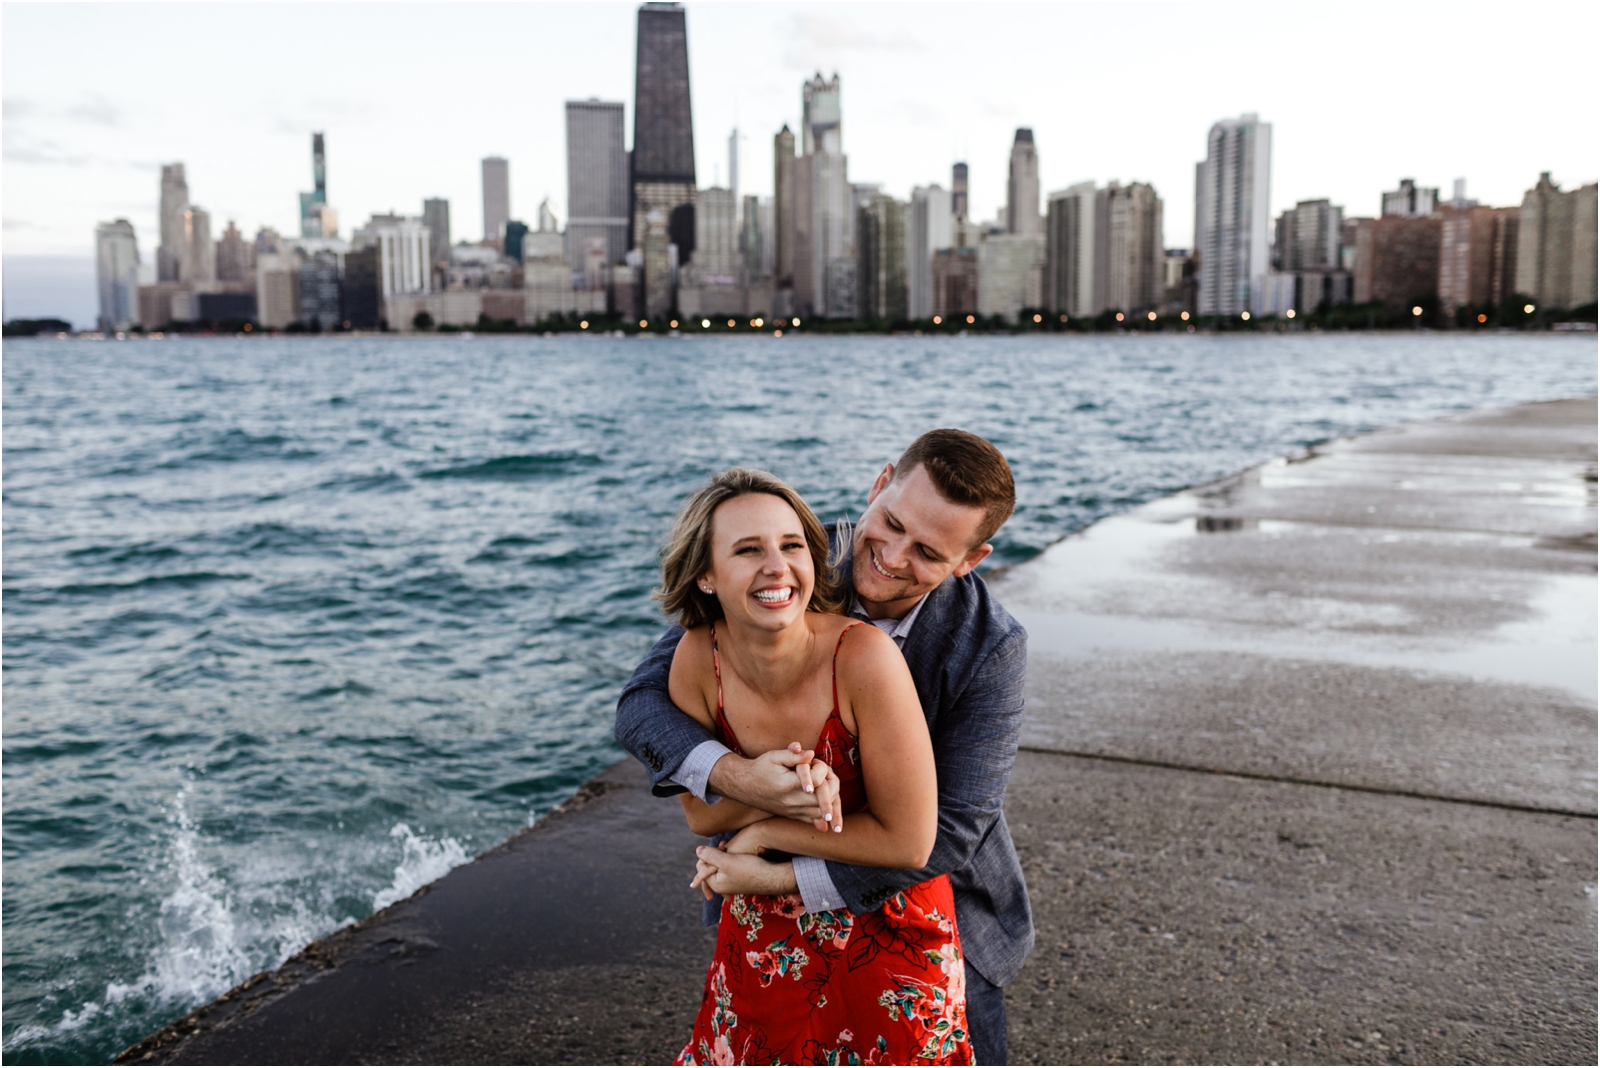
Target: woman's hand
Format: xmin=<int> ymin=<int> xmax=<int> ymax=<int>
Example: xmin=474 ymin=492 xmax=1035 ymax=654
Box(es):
xmin=800 ymin=757 xmax=843 ymax=833
xmin=690 ymin=845 xmax=799 ymax=899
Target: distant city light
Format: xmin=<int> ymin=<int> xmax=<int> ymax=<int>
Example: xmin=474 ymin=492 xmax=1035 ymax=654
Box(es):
xmin=792 ymin=318 xmax=801 ymax=327
xmin=1241 ymin=311 xmax=1251 ymax=321
xmin=966 ymin=315 xmax=975 ymax=324
xmin=754 ymin=318 xmax=765 ymax=327
xmin=932 ymin=315 xmax=942 ymax=325
xmin=1059 ymin=314 xmax=1067 ymax=323
xmin=1147 ymin=311 xmax=1157 ymax=321
xmin=1524 ymin=304 xmax=1536 ymax=313
xmin=639 ymin=319 xmax=647 ymax=328
xmin=1478 ymin=313 xmax=1488 ymax=323
xmin=1286 ymin=309 xmax=1296 ymax=319
xmin=1032 ymin=313 xmax=1042 ymax=323
xmin=1180 ymin=311 xmax=1189 ymax=321
xmin=669 ymin=319 xmax=678 ymax=328
xmin=243 ymin=323 xmax=253 ymax=332
xmin=773 ymin=329 xmax=783 ymax=337
xmin=1115 ymin=312 xmax=1124 ymax=322
xmin=728 ymin=319 xmax=736 ymax=327
xmin=700 ymin=319 xmax=709 ymax=328
xmin=580 ymin=320 xmax=589 ymax=329
xmin=1411 ymin=306 xmax=1422 ymax=317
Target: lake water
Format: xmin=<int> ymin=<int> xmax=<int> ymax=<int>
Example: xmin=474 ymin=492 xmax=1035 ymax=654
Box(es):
xmin=3 ymin=332 xmax=1594 ymax=1062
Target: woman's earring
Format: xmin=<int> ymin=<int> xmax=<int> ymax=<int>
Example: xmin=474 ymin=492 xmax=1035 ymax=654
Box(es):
xmin=700 ymin=585 xmax=713 ymax=594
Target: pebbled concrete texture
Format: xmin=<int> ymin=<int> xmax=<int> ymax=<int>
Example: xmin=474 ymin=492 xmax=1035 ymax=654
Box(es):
xmin=121 ymin=397 xmax=1597 ymax=1065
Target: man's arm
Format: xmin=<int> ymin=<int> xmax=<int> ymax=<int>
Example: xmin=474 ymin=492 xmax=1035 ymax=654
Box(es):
xmin=614 ymin=627 xmax=840 ymax=822
xmin=821 ymin=627 xmax=1027 ymax=913
xmin=614 ymin=625 xmax=721 ymax=797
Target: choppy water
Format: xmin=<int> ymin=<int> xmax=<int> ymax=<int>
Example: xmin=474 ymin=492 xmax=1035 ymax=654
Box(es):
xmin=2 ymin=332 xmax=1594 ymax=1062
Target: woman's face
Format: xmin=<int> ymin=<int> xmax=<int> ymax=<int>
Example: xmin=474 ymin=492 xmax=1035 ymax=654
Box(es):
xmin=704 ymin=493 xmax=815 ymax=632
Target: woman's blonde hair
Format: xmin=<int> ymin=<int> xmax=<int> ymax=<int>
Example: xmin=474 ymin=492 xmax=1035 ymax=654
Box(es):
xmin=657 ymin=467 xmax=845 ymax=627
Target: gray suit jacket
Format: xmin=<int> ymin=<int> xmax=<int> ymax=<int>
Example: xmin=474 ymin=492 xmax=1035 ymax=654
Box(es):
xmin=613 ymin=547 xmax=1034 ymax=986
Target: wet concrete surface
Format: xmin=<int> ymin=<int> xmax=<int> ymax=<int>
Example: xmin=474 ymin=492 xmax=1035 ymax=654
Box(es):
xmin=123 ymin=397 xmax=1597 ymax=1065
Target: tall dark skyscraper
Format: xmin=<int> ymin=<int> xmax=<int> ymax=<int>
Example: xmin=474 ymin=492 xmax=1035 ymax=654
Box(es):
xmin=632 ymin=2 xmax=696 ymax=317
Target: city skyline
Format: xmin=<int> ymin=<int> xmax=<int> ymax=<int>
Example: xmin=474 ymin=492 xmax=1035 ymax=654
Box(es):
xmin=5 ymin=0 xmax=1596 ymax=276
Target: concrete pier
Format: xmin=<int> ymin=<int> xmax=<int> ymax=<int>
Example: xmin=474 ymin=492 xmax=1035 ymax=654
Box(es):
xmin=120 ymin=397 xmax=1596 ymax=1065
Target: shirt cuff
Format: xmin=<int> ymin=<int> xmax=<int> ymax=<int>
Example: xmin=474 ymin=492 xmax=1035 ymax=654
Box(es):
xmin=793 ymin=855 xmax=846 ymax=914
xmin=669 ymin=739 xmax=733 ymax=803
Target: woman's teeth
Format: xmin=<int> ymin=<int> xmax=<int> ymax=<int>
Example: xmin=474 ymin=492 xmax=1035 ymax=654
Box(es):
xmin=753 ymin=587 xmax=793 ymax=604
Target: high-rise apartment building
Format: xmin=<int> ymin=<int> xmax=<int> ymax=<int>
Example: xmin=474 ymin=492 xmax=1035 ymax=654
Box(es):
xmin=481 ymin=157 xmax=510 ymax=244
xmin=158 ymin=163 xmax=189 ymax=282
xmin=1007 ymin=129 xmax=1040 ymax=238
xmin=932 ymin=247 xmax=978 ymax=319
xmin=632 ymin=1 xmax=697 ymax=316
xmin=95 ymin=219 xmax=140 ymax=332
xmin=907 ymin=185 xmax=953 ymax=320
xmin=566 ymin=99 xmax=629 ymax=270
xmin=1106 ymin=182 xmax=1163 ymax=315
xmin=1350 ymin=215 xmax=1441 ymax=311
xmin=377 ymin=219 xmax=432 ymax=300
xmin=215 ymin=221 xmax=253 ymax=283
xmin=1515 ymin=172 xmax=1598 ymax=311
xmin=299 ymin=250 xmax=342 ymax=330
xmin=856 ymin=192 xmax=907 ymax=321
xmin=740 ymin=194 xmax=764 ymax=280
xmin=1194 ymin=113 xmax=1272 ymax=316
xmin=1045 ymin=182 xmax=1108 ymax=318
xmin=693 ymin=187 xmax=741 ymax=282
xmin=1382 ymin=178 xmax=1438 ymax=218
xmin=1438 ymin=205 xmax=1519 ymax=313
xmin=1263 ymin=198 xmax=1350 ymax=315
xmin=422 ymin=198 xmax=451 ymax=268
xmin=952 ymin=163 xmax=969 ymax=220
xmin=978 ymin=234 xmax=1045 ymax=322
xmin=793 ymin=72 xmax=852 ymax=318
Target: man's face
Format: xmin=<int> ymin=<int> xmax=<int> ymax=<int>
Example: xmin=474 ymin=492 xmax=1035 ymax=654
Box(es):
xmin=850 ymin=463 xmax=992 ymax=615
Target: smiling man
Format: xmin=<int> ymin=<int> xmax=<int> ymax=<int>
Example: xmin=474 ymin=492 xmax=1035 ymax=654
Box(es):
xmin=615 ymin=429 xmax=1031 ymax=1065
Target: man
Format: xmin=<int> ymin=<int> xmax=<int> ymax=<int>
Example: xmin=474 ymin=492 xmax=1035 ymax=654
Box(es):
xmin=615 ymin=429 xmax=1031 ymax=1064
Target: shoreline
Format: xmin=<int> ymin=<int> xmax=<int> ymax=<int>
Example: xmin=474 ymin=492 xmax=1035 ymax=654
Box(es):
xmin=119 ymin=394 xmax=1597 ymax=1064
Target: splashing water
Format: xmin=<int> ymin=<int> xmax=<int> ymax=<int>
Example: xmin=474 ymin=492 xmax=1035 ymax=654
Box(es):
xmin=372 ymin=823 xmax=471 ymax=912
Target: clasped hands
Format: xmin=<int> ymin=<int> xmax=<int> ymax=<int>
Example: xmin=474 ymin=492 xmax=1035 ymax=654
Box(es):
xmin=690 ymin=742 xmax=841 ymax=900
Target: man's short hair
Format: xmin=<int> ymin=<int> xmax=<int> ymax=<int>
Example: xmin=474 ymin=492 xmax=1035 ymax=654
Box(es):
xmin=893 ymin=429 xmax=1016 ymax=548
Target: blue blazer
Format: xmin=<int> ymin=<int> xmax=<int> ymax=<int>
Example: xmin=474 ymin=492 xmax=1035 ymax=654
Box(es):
xmin=613 ymin=543 xmax=1035 ymax=987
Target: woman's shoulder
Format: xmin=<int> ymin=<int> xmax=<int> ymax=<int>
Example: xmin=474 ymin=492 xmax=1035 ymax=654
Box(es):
xmin=671 ymin=623 xmax=714 ymax=664
xmin=819 ymin=614 xmax=902 ymax=675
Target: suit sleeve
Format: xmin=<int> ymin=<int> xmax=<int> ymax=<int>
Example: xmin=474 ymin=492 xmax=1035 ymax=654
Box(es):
xmin=613 ymin=624 xmax=720 ymax=797
xmin=823 ymin=626 xmax=1027 ymax=913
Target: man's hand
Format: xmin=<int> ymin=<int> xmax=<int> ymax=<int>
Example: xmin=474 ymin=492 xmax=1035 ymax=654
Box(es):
xmin=690 ymin=846 xmax=800 ymax=899
xmin=708 ymin=743 xmax=840 ymax=830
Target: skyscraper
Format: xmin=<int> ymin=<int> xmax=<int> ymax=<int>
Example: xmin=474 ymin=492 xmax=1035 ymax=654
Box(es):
xmin=566 ymin=99 xmax=629 ymax=270
xmin=773 ymin=125 xmax=796 ymax=292
xmin=300 ymin=133 xmax=333 ymax=238
xmin=856 ymin=192 xmax=907 ymax=321
xmin=1105 ymin=182 xmax=1163 ymax=315
xmin=158 ymin=163 xmax=188 ymax=282
xmin=215 ymin=221 xmax=252 ymax=283
xmin=907 ymin=185 xmax=953 ymax=319
xmin=1045 ymin=182 xmax=1108 ymax=318
xmin=728 ymin=128 xmax=739 ymax=200
xmin=1194 ymin=113 xmax=1272 ymax=316
xmin=1382 ymin=178 xmax=1438 ymax=218
xmin=632 ymin=2 xmax=696 ymax=315
xmin=185 ymin=206 xmax=215 ymax=284
xmin=1006 ymin=129 xmax=1040 ymax=237
xmin=794 ymin=72 xmax=851 ymax=318
xmin=952 ymin=163 xmax=969 ymax=221
xmin=95 ymin=219 xmax=140 ymax=332
xmin=422 ymin=198 xmax=451 ymax=268
xmin=482 ymin=157 xmax=510 ymax=244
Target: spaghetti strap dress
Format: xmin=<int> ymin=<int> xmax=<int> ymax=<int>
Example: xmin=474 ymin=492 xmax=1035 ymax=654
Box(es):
xmin=676 ymin=621 xmax=974 ymax=1066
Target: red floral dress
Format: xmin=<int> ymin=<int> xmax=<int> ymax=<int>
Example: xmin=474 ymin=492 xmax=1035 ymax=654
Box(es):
xmin=676 ymin=623 xmax=973 ymax=1066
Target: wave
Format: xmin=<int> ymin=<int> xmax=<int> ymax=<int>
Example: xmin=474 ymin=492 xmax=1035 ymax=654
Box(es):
xmin=370 ymin=823 xmax=470 ymax=911
xmin=50 ymin=572 xmax=247 ymax=597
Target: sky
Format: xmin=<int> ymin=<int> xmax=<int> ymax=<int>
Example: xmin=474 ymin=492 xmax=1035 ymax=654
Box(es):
xmin=3 ymin=0 xmax=1597 ymax=323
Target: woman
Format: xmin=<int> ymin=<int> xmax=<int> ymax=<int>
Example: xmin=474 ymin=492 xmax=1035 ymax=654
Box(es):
xmin=657 ymin=467 xmax=972 ymax=1066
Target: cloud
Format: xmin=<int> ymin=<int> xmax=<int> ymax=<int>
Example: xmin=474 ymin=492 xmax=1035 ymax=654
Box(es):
xmin=3 ymin=217 xmax=40 ymax=230
xmin=2 ymin=134 xmax=91 ymax=167
xmin=3 ymin=97 xmax=36 ymax=121
xmin=781 ymin=10 xmax=920 ymax=68
xmin=65 ymin=94 xmax=121 ymax=126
